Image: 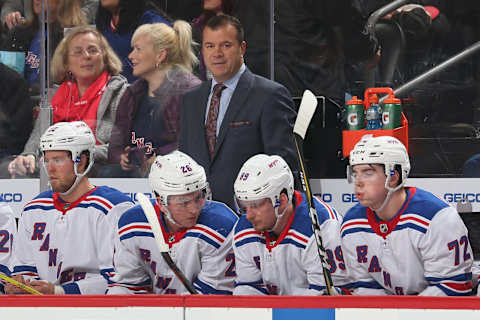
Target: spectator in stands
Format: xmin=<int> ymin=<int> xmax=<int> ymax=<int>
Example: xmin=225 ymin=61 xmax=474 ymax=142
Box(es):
xmin=0 ymin=62 xmax=34 ymax=178
xmin=1 ymin=0 xmax=87 ymax=96
xmin=179 ymin=14 xmax=298 ymax=210
xmin=191 ymin=0 xmax=233 ymax=80
xmin=95 ymin=0 xmax=171 ymax=83
xmin=1 ymin=0 xmax=98 ymax=29
xmin=7 ymin=26 xmax=128 ymax=178
xmin=101 ymin=21 xmax=200 ymax=178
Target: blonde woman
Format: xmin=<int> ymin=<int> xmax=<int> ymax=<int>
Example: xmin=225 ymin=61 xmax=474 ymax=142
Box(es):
xmin=101 ymin=21 xmax=201 ymax=177
xmin=8 ymin=26 xmax=128 ymax=177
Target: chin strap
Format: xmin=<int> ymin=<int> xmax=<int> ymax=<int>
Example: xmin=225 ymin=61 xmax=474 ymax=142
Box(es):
xmin=59 ymin=160 xmax=92 ymax=196
xmin=370 ymin=172 xmax=404 ymax=213
xmin=268 ymin=195 xmax=290 ymax=231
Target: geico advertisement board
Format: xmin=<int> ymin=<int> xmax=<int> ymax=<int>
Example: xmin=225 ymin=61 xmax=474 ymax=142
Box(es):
xmin=0 ymin=178 xmax=479 ymax=216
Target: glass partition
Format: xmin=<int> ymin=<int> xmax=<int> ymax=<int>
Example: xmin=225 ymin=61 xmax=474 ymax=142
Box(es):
xmin=3 ymin=0 xmax=478 ymax=199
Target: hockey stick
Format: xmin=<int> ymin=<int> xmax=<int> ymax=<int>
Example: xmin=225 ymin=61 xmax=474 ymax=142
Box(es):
xmin=136 ymin=193 xmax=198 ymax=294
xmin=0 ymin=272 xmax=43 ymax=295
xmin=293 ymin=90 xmax=337 ymax=296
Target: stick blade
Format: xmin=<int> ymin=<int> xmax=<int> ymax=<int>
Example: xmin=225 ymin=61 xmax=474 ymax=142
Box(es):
xmin=136 ymin=193 xmax=169 ymax=253
xmin=293 ymin=90 xmax=318 ymax=139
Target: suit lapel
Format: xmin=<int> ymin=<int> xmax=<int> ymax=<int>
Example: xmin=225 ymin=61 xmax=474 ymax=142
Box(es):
xmin=212 ymin=69 xmax=254 ymax=159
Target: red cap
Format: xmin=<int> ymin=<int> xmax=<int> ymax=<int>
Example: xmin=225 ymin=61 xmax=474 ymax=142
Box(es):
xmin=347 ymin=96 xmax=363 ymax=105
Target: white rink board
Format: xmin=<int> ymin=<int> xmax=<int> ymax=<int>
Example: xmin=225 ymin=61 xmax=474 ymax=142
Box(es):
xmin=0 ymin=307 xmax=182 ymax=320
xmin=1 ymin=178 xmax=479 ymax=216
xmin=336 ymin=309 xmax=480 ymax=320
xmin=0 ymin=307 xmax=479 ymax=320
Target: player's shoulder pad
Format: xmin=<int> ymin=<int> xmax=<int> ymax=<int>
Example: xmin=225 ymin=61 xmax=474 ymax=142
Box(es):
xmin=342 ymin=203 xmax=367 ymax=225
xmin=197 ymin=200 xmax=239 ymax=238
xmin=118 ymin=204 xmax=148 ymax=229
xmin=23 ymin=190 xmax=55 ymax=212
xmin=405 ymin=187 xmax=450 ymax=221
xmin=91 ymin=186 xmax=133 ymax=206
xmin=234 ymin=214 xmax=254 ymax=235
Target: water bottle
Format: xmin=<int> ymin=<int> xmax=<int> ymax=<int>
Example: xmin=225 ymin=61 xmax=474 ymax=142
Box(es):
xmin=382 ymin=95 xmax=402 ymax=129
xmin=346 ymin=96 xmax=365 ymax=130
xmin=366 ymin=94 xmax=383 ymax=130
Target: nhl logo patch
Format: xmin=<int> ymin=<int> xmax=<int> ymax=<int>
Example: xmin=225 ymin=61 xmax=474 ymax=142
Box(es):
xmin=379 ymin=223 xmax=388 ymax=233
xmin=168 ymin=235 xmax=175 ymax=243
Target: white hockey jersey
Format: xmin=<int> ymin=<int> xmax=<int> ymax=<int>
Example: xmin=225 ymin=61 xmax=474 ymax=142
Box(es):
xmin=107 ymin=200 xmax=238 ymax=294
xmin=11 ymin=186 xmax=133 ymax=294
xmin=233 ymin=191 xmax=349 ymax=295
xmin=341 ymin=187 xmax=473 ymax=296
xmin=0 ymin=202 xmax=16 ymax=293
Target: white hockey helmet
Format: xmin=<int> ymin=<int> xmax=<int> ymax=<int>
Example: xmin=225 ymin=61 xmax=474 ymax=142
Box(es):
xmin=348 ymin=135 xmax=410 ymax=190
xmin=149 ymin=151 xmax=209 ymax=207
xmin=40 ymin=121 xmax=95 ymax=174
xmin=234 ymin=154 xmax=294 ymax=212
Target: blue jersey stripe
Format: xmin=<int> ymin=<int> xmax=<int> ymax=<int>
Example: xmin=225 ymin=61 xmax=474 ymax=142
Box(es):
xmin=426 ymin=273 xmax=472 ymax=283
xmin=24 ymin=205 xmax=55 ymax=212
xmin=234 ymin=280 xmax=268 ymax=295
xmin=62 ymin=282 xmax=81 ymax=294
xmin=77 ymin=203 xmax=109 ymax=215
xmin=193 ymin=278 xmax=232 ymax=295
xmin=235 ymin=237 xmax=266 ymax=248
xmin=0 ymin=264 xmax=10 ymax=276
xmin=120 ymin=231 xmax=154 ymax=241
xmin=434 ymin=283 xmax=472 ymax=296
xmin=13 ymin=265 xmax=38 ymax=274
xmin=341 ymin=227 xmax=375 ymax=238
xmin=394 ymin=223 xmax=427 ymax=234
xmin=185 ymin=232 xmax=220 ymax=249
xmin=279 ymin=238 xmax=306 ymax=249
xmin=343 ymin=280 xmax=384 ymax=290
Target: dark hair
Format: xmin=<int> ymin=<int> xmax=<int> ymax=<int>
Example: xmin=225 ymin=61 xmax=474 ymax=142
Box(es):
xmin=205 ymin=14 xmax=244 ymax=44
xmin=96 ymin=0 xmax=171 ymax=34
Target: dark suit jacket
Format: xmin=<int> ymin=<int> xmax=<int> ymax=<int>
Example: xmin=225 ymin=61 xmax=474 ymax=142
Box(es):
xmin=179 ymin=68 xmax=298 ymax=209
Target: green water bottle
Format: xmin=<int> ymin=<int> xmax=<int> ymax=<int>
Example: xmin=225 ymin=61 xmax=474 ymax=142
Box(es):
xmin=382 ymin=95 xmax=402 ymax=129
xmin=346 ymin=96 xmax=365 ymax=130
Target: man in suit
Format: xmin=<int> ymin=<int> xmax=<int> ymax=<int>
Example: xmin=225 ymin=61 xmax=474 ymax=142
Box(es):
xmin=179 ymin=14 xmax=298 ymax=210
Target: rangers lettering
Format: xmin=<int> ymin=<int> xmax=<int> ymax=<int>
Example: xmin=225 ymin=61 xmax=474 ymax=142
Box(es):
xmin=31 ymin=222 xmax=46 ymax=240
xmin=356 ymin=245 xmax=368 ymax=263
xmin=139 ymin=248 xmax=151 ymax=262
xmin=49 ymin=248 xmax=58 ymax=266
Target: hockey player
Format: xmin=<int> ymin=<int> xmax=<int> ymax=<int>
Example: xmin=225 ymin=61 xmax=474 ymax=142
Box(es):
xmin=233 ymin=154 xmax=348 ymax=295
xmin=0 ymin=201 xmax=16 ymax=294
xmin=5 ymin=121 xmax=133 ymax=295
xmin=107 ymin=151 xmax=238 ymax=294
xmin=342 ymin=136 xmax=473 ymax=295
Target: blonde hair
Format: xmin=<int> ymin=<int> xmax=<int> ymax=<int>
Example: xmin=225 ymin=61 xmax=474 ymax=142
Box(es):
xmin=51 ymin=26 xmax=123 ymax=83
xmin=56 ymin=0 xmax=87 ymax=27
xmin=132 ymin=21 xmax=199 ymax=73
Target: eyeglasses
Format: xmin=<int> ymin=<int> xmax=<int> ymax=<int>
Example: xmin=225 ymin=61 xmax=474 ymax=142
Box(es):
xmin=235 ymin=198 xmax=270 ymax=214
xmin=348 ymin=166 xmax=383 ymax=183
xmin=69 ymin=47 xmax=101 ymax=57
xmin=168 ymin=191 xmax=206 ymax=208
xmin=42 ymin=156 xmax=71 ymax=167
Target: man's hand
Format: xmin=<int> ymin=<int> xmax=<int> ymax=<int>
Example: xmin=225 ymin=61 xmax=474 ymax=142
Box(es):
xmin=4 ymin=275 xmax=30 ymax=294
xmin=4 ymin=11 xmax=25 ymax=30
xmin=8 ymin=154 xmax=36 ymax=178
xmin=29 ymin=280 xmax=55 ymax=294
